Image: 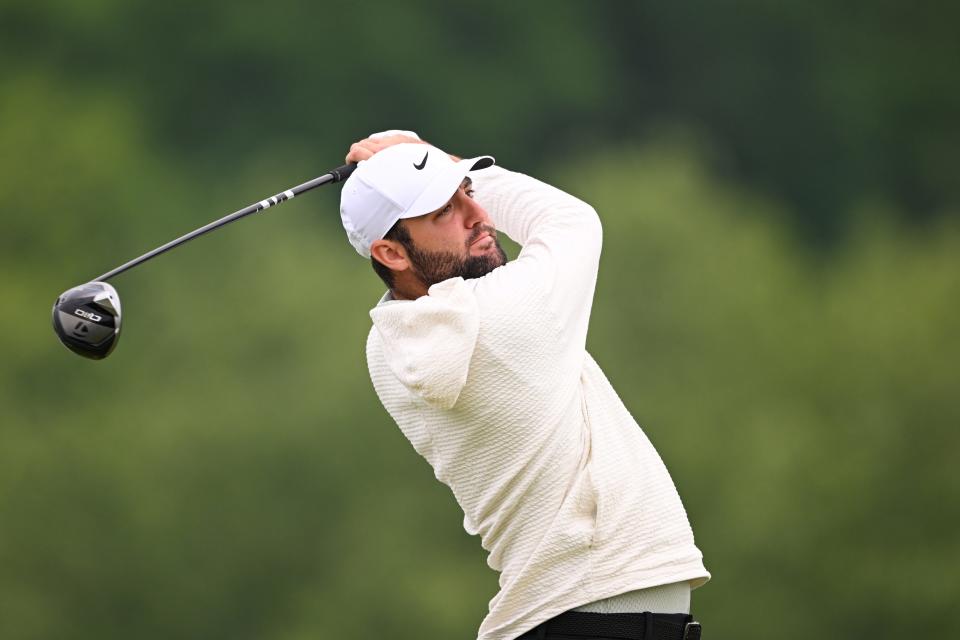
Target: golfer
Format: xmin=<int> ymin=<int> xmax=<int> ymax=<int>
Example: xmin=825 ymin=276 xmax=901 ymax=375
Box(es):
xmin=340 ymin=131 xmax=709 ymax=640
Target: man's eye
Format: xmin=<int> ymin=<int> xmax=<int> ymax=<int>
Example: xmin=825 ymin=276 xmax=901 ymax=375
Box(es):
xmin=465 ymin=189 xmax=476 ymax=198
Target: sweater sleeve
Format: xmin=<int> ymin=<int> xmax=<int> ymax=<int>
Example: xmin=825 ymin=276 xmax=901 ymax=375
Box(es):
xmin=469 ymin=165 xmax=603 ymax=355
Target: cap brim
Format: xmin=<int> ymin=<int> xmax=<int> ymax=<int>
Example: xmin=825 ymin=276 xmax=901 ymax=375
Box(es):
xmin=399 ymin=155 xmax=495 ymax=220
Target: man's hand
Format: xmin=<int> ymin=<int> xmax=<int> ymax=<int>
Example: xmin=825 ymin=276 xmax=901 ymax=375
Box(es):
xmin=345 ymin=132 xmax=425 ymax=164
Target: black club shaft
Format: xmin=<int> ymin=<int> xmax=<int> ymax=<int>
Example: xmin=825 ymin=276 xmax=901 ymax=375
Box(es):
xmin=94 ymin=163 xmax=356 ymax=282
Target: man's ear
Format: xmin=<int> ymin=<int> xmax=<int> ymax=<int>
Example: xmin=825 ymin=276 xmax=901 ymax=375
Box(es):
xmin=370 ymin=239 xmax=410 ymax=273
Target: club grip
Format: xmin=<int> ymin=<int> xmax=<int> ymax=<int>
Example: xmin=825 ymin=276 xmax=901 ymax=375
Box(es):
xmin=329 ymin=163 xmax=357 ymax=183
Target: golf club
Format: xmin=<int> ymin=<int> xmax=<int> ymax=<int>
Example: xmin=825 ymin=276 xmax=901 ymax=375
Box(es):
xmin=52 ymin=163 xmax=356 ymax=360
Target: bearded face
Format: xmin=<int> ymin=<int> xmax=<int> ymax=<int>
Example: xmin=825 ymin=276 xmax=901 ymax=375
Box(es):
xmin=401 ymin=223 xmax=508 ymax=287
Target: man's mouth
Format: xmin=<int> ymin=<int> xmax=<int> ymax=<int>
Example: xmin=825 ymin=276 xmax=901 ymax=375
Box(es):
xmin=469 ymin=228 xmax=496 ymax=248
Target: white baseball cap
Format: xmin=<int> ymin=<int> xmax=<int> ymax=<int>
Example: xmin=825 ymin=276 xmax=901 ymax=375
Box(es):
xmin=340 ymin=142 xmax=495 ymax=257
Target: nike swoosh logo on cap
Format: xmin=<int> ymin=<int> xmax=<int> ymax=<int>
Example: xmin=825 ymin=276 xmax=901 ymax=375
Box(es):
xmin=413 ymin=151 xmax=429 ymax=170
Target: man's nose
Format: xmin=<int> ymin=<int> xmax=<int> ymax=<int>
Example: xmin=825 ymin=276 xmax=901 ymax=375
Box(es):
xmin=461 ymin=193 xmax=488 ymax=228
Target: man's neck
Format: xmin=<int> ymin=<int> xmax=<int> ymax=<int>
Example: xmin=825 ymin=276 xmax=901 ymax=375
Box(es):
xmin=390 ymin=287 xmax=426 ymax=301
xmin=390 ymin=274 xmax=428 ymax=300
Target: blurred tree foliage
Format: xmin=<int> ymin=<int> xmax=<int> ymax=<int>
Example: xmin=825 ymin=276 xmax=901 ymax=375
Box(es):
xmin=1 ymin=0 xmax=957 ymax=240
xmin=1 ymin=2 xmax=958 ymax=640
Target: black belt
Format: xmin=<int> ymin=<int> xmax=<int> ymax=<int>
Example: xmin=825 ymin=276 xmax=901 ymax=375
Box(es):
xmin=517 ymin=611 xmax=702 ymax=640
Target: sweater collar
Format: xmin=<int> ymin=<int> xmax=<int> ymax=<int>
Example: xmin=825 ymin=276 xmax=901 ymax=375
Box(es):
xmin=370 ymin=277 xmax=479 ymax=410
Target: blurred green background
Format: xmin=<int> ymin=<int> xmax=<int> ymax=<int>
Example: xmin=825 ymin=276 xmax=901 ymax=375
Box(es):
xmin=2 ymin=2 xmax=958 ymax=639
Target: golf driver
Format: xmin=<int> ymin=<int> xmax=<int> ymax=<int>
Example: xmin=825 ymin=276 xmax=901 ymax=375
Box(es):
xmin=52 ymin=163 xmax=356 ymax=360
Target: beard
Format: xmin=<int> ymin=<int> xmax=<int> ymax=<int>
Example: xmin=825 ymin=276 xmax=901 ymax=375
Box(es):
xmin=404 ymin=224 xmax=508 ymax=288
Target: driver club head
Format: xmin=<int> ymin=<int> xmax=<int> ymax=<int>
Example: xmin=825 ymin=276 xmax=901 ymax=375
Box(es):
xmin=52 ymin=281 xmax=122 ymax=360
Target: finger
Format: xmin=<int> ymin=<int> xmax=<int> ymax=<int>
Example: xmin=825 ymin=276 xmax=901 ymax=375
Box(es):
xmin=345 ymin=140 xmax=376 ymax=164
xmin=366 ymin=138 xmax=389 ymax=151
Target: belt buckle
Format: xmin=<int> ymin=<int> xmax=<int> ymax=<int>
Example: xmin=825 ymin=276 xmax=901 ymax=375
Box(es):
xmin=682 ymin=621 xmax=702 ymax=640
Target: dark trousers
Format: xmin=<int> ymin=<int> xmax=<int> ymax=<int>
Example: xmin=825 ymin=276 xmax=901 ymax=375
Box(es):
xmin=516 ymin=611 xmax=702 ymax=640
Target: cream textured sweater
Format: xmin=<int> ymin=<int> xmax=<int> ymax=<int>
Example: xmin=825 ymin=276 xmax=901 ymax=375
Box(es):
xmin=366 ymin=166 xmax=709 ymax=640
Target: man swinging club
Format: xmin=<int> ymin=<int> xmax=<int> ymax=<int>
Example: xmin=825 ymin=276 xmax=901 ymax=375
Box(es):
xmin=339 ymin=130 xmax=709 ymax=640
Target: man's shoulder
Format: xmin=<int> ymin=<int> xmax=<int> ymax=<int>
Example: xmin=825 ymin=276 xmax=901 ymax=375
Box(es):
xmin=365 ymin=281 xmax=481 ymax=410
xmin=364 ymin=322 xmax=385 ymax=365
